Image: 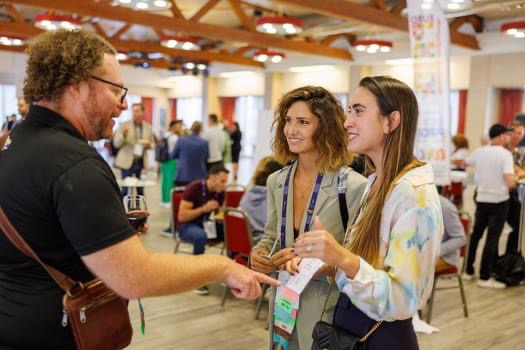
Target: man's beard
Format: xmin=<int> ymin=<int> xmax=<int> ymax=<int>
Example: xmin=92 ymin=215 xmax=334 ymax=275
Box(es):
xmin=83 ymin=88 xmax=112 ymax=141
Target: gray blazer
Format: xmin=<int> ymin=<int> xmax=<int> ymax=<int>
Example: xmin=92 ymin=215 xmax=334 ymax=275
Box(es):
xmin=255 ymin=162 xmax=367 ymax=350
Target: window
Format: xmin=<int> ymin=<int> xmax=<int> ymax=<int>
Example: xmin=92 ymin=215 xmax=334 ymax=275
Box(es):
xmin=0 ymin=84 xmax=18 ymax=122
xmin=334 ymin=93 xmax=348 ymax=111
xmin=234 ymin=96 xmax=264 ymax=157
xmin=177 ymin=97 xmax=203 ymax=129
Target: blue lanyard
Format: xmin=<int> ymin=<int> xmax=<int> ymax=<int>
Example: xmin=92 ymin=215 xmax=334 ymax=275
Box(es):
xmin=280 ymin=165 xmax=324 ymax=249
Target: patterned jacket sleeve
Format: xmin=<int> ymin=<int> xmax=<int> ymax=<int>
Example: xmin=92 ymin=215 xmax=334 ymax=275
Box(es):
xmin=336 ymin=182 xmax=443 ymax=321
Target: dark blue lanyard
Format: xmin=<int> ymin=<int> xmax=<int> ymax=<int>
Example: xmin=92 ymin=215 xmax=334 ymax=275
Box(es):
xmin=280 ymin=165 xmax=324 ymax=249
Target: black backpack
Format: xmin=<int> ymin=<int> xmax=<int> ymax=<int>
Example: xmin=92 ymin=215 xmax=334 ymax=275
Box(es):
xmin=155 ymin=137 xmax=170 ymax=162
xmin=494 ymin=252 xmax=525 ymax=287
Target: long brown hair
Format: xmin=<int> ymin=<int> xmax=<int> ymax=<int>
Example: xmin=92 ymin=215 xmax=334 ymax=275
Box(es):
xmin=272 ymin=86 xmax=352 ymax=172
xmin=348 ymin=76 xmax=424 ymax=266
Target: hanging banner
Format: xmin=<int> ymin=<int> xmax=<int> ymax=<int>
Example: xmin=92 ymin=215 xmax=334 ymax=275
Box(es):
xmin=407 ymin=0 xmax=451 ymax=185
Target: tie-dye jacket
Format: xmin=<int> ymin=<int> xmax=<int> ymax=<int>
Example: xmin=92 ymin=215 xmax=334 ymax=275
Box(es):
xmin=336 ymin=163 xmax=444 ymax=321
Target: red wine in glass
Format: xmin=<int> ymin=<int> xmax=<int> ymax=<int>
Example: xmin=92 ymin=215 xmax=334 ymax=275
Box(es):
xmin=128 ymin=210 xmax=148 ymax=230
xmin=123 ymin=195 xmax=148 ymax=232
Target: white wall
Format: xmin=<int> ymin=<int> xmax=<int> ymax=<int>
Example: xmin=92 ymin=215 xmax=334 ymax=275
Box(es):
xmin=216 ymin=72 xmax=265 ymax=96
xmin=280 ymin=65 xmax=350 ymax=94
xmin=363 ymin=56 xmax=471 ymax=90
xmin=165 ymin=76 xmax=203 ymax=97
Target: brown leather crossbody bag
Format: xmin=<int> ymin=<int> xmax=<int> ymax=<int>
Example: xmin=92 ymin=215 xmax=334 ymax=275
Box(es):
xmin=0 ymin=207 xmax=133 ymax=350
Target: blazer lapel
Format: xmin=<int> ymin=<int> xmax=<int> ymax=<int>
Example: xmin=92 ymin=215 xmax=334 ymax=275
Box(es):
xmin=311 ymin=171 xmax=336 ymax=222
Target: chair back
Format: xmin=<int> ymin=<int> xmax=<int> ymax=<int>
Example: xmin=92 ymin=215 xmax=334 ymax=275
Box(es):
xmin=171 ymin=186 xmax=186 ymax=231
xmin=443 ymin=182 xmax=464 ymax=208
xmin=458 ymin=211 xmax=471 ymax=257
xmin=224 ymin=184 xmax=246 ymax=208
xmin=223 ymin=207 xmax=253 ymax=257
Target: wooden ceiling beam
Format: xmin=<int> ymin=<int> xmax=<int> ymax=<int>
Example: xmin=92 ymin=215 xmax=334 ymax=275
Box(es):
xmin=369 ymin=0 xmax=386 ymax=10
xmin=0 ymin=21 xmax=263 ymax=67
xmin=228 ymin=0 xmax=255 ymax=31
xmin=274 ymin=0 xmax=480 ymax=50
xmin=91 ymin=22 xmax=109 ymax=39
xmin=234 ymin=45 xmax=256 ymax=56
xmin=450 ymin=15 xmax=483 ymax=33
xmin=390 ymin=0 xmax=406 ymax=15
xmin=4 ymin=3 xmax=25 ymax=23
xmin=0 ymin=43 xmax=182 ymax=70
xmin=111 ymin=23 xmax=132 ymax=39
xmin=190 ymin=0 xmax=221 ymax=22
xmin=112 ymin=39 xmax=263 ymax=66
xmin=168 ymin=0 xmax=185 ymax=19
xmin=320 ymin=33 xmax=355 ymax=46
xmin=9 ymin=0 xmax=352 ymax=60
xmin=238 ymin=1 xmax=279 ymax=15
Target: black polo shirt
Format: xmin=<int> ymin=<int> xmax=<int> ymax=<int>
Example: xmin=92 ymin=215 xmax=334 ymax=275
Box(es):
xmin=0 ymin=105 xmax=135 ymax=349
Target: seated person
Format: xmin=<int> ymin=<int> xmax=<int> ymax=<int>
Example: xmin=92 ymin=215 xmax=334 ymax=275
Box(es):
xmin=437 ymin=194 xmax=467 ymax=272
xmin=239 ymin=156 xmax=283 ymax=245
xmin=178 ymin=164 xmax=229 ymax=294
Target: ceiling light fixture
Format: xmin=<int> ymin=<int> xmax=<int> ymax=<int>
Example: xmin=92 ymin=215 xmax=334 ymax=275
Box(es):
xmin=160 ymin=35 xmax=201 ymax=51
xmin=111 ymin=0 xmax=171 ymax=11
xmin=352 ymin=40 xmax=393 ymax=54
xmin=34 ymin=14 xmax=82 ymax=31
xmin=116 ymin=52 xmax=129 ymax=61
xmin=253 ymin=50 xmax=285 ymax=63
xmin=501 ymin=21 xmax=525 ymax=39
xmin=255 ymin=16 xmax=303 ymax=35
xmin=0 ymin=36 xmax=24 ymax=46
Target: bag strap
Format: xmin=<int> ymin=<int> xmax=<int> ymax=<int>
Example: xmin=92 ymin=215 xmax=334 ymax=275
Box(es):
xmin=319 ymin=174 xmax=383 ymax=342
xmin=0 ymin=207 xmax=78 ymax=294
xmin=337 ymin=166 xmax=350 ymax=232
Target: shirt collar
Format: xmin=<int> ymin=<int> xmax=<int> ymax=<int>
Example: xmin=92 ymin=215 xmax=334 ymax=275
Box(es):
xmin=25 ymin=105 xmax=86 ymax=142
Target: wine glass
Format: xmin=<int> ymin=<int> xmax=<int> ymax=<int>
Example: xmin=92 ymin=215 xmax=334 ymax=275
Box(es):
xmin=123 ymin=195 xmax=148 ymax=232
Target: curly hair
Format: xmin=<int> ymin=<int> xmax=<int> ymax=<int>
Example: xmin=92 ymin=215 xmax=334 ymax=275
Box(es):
xmin=23 ymin=29 xmax=116 ymax=104
xmin=272 ymin=86 xmax=352 ymax=172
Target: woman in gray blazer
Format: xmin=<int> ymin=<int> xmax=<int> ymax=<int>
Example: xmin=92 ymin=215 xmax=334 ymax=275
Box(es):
xmin=250 ymin=86 xmax=367 ymax=350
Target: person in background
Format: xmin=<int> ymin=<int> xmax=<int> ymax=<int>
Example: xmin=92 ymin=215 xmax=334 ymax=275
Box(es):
xmin=294 ymin=76 xmax=443 ymax=349
xmin=464 ymin=123 xmax=515 ymax=289
xmin=1 ymin=97 xmax=29 ymax=146
xmin=250 ymin=86 xmax=367 ymax=350
xmin=160 ymin=120 xmax=183 ymax=207
xmin=436 ymin=194 xmax=467 ymax=272
xmin=504 ymin=120 xmax=525 ymax=255
xmin=113 ymin=103 xmax=155 ymax=196
xmin=177 ymin=164 xmax=230 ymax=295
xmin=451 ymin=134 xmax=469 ymax=171
xmin=203 ymin=113 xmax=225 ymax=170
xmin=239 ymin=156 xmax=283 ymax=245
xmin=172 ymin=121 xmax=209 ymax=187
xmin=222 ymin=123 xmax=232 ymax=171
xmin=0 ymin=29 xmax=277 ymax=350
xmin=230 ymin=121 xmax=243 ymax=182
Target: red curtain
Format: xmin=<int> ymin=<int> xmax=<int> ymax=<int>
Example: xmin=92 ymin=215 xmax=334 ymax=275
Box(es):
xmin=499 ymin=89 xmax=524 ymax=126
xmin=457 ymin=90 xmax=468 ymax=134
xmin=141 ymin=97 xmax=154 ymax=124
xmin=169 ymin=98 xmax=177 ymax=121
xmin=219 ymin=97 xmax=237 ymax=129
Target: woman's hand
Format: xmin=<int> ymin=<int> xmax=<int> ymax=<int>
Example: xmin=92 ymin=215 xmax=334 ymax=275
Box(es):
xmin=270 ymin=247 xmax=296 ymax=268
xmin=294 ymin=216 xmax=347 ymax=267
xmin=284 ymin=256 xmax=302 ymax=275
xmin=250 ymin=248 xmax=276 ymax=274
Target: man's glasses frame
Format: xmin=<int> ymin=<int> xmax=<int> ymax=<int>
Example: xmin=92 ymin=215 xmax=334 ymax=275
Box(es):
xmin=89 ymin=75 xmax=128 ymax=105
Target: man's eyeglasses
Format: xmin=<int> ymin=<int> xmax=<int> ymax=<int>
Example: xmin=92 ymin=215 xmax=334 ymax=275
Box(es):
xmin=89 ymin=75 xmax=128 ymax=105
